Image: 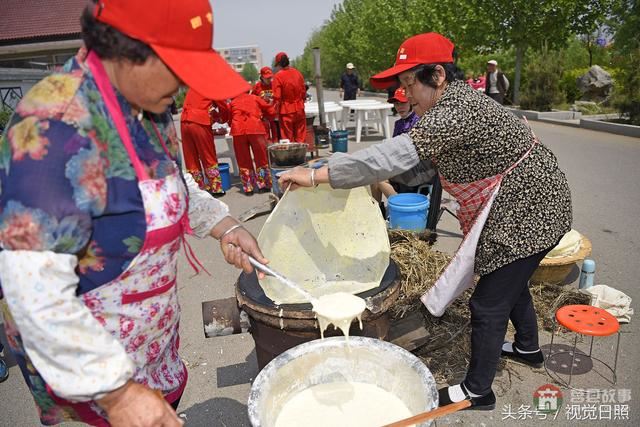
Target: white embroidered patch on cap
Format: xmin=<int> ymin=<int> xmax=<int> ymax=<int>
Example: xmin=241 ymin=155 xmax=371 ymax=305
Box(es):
xmin=399 ymin=54 xmax=407 ymax=60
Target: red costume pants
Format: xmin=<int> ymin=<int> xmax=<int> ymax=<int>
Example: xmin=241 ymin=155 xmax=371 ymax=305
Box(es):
xmin=180 ymin=121 xmax=223 ymax=193
xmin=232 ymin=134 xmax=272 ymax=193
xmin=279 ymin=110 xmax=306 ymax=143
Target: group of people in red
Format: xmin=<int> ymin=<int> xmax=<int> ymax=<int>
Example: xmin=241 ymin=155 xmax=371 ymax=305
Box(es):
xmin=179 ymin=51 xmax=306 ymax=195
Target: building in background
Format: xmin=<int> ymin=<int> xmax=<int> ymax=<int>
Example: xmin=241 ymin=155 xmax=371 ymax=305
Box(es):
xmin=216 ymin=45 xmax=263 ymax=72
xmin=0 ymin=0 xmax=85 ymax=111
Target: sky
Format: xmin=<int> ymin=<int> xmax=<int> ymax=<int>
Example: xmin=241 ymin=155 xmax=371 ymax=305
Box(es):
xmin=211 ymin=0 xmax=343 ymax=67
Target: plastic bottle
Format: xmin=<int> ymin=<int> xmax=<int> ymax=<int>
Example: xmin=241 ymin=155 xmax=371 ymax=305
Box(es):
xmin=579 ymin=259 xmax=596 ymax=289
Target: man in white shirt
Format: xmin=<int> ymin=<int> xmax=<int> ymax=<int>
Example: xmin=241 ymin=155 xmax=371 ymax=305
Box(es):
xmin=485 ymin=59 xmax=509 ymax=104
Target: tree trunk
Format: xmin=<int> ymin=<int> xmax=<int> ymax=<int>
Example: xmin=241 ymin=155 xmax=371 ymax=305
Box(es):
xmin=513 ymin=45 xmax=524 ymax=106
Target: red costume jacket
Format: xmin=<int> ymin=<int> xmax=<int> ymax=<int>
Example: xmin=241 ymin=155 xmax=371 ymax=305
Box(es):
xmin=230 ymin=93 xmax=275 ymax=136
xmin=272 ymin=66 xmax=306 ymax=115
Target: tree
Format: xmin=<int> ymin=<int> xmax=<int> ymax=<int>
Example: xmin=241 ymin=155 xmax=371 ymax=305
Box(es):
xmin=609 ymin=0 xmax=640 ymax=124
xmin=471 ymin=0 xmax=613 ymax=104
xmin=519 ymin=46 xmax=565 ymax=111
xmin=240 ymin=62 xmax=259 ymax=83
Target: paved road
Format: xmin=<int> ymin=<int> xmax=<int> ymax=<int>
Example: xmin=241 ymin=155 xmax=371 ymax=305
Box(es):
xmin=1 ymin=100 xmax=638 ymax=426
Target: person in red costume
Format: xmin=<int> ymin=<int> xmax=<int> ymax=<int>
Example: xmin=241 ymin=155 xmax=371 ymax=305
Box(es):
xmin=229 ymin=92 xmax=276 ymax=194
xmin=271 ymin=52 xmax=306 ymax=142
xmin=181 ymin=88 xmax=226 ymax=196
xmin=252 ymin=66 xmax=278 ymax=142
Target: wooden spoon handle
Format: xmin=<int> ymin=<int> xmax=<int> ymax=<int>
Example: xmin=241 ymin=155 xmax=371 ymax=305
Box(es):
xmin=382 ymin=400 xmax=472 ymax=427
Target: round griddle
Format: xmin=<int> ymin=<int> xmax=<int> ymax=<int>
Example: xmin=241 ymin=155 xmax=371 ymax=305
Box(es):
xmin=237 ymin=259 xmax=398 ymax=311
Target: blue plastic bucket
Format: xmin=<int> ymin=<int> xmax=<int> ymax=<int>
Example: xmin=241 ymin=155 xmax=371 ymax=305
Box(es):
xmin=219 ymin=163 xmax=231 ymax=191
xmin=388 ymin=193 xmax=430 ymax=232
xmin=330 ymin=130 xmax=349 ymax=153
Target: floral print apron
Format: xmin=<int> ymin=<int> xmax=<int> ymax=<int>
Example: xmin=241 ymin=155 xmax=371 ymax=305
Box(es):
xmin=422 ymin=126 xmax=539 ymax=317
xmin=2 ymin=51 xmax=191 ymax=426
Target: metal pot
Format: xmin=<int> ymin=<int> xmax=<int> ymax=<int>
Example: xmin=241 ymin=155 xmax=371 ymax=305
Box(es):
xmin=268 ymin=143 xmax=308 ymax=167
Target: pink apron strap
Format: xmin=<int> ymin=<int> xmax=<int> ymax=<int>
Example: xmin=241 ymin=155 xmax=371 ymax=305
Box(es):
xmin=86 ymin=51 xmax=149 ymax=181
xmin=149 ymin=117 xmax=175 ymax=160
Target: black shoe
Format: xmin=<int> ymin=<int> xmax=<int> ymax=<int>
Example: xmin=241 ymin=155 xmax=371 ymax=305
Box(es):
xmin=438 ymin=384 xmax=496 ymax=411
xmin=0 ymin=358 xmax=8 ymax=383
xmin=209 ymin=190 xmax=226 ymax=198
xmin=244 ymin=191 xmax=254 ymax=196
xmin=501 ymin=342 xmax=544 ymax=368
xmin=258 ymin=187 xmax=271 ymax=194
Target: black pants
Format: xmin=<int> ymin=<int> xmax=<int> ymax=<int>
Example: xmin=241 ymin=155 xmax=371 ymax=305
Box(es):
xmin=343 ymin=90 xmax=357 ymax=101
xmin=487 ymin=92 xmax=504 ymax=105
xmin=463 ymin=246 xmax=553 ymax=395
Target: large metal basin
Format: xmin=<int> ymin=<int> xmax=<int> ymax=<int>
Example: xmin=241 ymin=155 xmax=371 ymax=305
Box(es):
xmin=247 ymin=336 xmax=438 ymax=427
xmin=268 ymin=143 xmax=307 ymax=166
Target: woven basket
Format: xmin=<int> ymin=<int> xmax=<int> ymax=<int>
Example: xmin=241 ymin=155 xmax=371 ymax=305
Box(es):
xmin=531 ymin=236 xmax=592 ymax=285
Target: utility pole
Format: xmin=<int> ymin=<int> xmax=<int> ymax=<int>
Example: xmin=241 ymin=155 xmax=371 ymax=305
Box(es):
xmin=312 ymin=47 xmax=325 ymax=127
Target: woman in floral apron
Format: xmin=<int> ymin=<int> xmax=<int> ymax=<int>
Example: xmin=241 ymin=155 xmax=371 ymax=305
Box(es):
xmin=280 ymin=33 xmax=572 ymax=411
xmin=0 ymin=1 xmax=267 ymax=426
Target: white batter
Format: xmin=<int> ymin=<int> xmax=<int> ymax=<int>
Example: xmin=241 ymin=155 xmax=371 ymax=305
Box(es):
xmin=312 ymin=292 xmax=366 ymax=340
xmin=274 ymin=381 xmax=413 ymax=427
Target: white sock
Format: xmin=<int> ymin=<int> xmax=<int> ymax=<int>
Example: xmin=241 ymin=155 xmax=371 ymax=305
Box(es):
xmin=503 ymin=342 xmax=539 ymax=354
xmin=462 ymin=383 xmax=483 ymax=398
xmin=514 ymin=345 xmax=540 ymax=354
xmin=448 ymin=384 xmax=467 ymax=402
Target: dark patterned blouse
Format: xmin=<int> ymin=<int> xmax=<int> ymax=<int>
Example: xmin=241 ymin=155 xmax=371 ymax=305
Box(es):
xmin=409 ymin=80 xmax=572 ymax=275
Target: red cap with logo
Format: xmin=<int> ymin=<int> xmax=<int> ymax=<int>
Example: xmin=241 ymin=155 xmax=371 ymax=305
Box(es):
xmin=274 ymin=52 xmax=288 ymax=64
xmin=387 ymin=88 xmax=409 ymax=103
xmin=370 ymin=32 xmax=454 ymax=89
xmin=93 ymin=0 xmax=249 ymax=100
xmin=260 ymin=66 xmax=273 ymax=78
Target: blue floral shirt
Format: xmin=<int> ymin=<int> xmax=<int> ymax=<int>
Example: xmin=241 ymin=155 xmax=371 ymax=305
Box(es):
xmin=0 ymin=53 xmax=181 ymax=295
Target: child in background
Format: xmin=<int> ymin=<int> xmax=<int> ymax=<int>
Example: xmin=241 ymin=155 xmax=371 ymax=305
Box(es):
xmin=252 ymin=67 xmax=278 ymax=142
xmin=229 ymin=92 xmax=276 ymax=194
xmin=371 ymin=88 xmax=436 ymax=215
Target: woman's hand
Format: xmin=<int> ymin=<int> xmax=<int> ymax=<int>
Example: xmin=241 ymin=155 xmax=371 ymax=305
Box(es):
xmin=278 ymin=166 xmax=329 ymax=191
xmin=97 ymin=381 xmax=183 ymax=427
xmin=211 ymin=217 xmax=268 ymax=277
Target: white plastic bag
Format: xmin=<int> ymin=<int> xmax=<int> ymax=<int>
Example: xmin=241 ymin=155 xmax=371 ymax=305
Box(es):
xmin=583 ymin=285 xmax=633 ymax=323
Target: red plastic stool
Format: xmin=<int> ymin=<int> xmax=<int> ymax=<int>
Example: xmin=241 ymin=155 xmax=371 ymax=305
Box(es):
xmin=545 ymin=305 xmax=621 ymax=389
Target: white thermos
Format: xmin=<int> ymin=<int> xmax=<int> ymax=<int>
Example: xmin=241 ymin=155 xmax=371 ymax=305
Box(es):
xmin=579 ymin=259 xmax=596 ymax=289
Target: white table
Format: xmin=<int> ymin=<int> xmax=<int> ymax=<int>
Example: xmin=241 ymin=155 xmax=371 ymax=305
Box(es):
xmin=344 ymin=102 xmax=394 ymax=143
xmin=304 ymin=102 xmax=343 ymax=130
xmin=339 ymin=99 xmax=387 ymax=131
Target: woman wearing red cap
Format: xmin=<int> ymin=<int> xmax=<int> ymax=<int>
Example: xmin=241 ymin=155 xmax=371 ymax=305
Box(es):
xmin=180 ymin=88 xmax=226 ymax=196
xmin=229 ymin=92 xmax=276 ymax=194
xmin=0 ymin=1 xmax=267 ymax=426
xmin=271 ymin=52 xmax=307 ymax=142
xmin=281 ymin=32 xmax=572 ymax=411
xmin=252 ymin=66 xmax=278 ymax=142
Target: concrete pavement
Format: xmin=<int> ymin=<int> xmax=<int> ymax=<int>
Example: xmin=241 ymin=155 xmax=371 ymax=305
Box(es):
xmin=1 ymin=92 xmax=638 ymax=426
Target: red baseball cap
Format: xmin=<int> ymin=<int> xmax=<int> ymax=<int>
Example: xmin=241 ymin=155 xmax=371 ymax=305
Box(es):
xmin=260 ymin=67 xmax=273 ymax=78
xmin=275 ymin=52 xmax=288 ymax=64
xmin=94 ymin=0 xmax=249 ymax=100
xmin=387 ymin=88 xmax=409 ymax=103
xmin=370 ymin=33 xmax=455 ymax=89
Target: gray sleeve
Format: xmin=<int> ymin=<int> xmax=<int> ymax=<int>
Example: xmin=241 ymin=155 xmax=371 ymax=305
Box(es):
xmin=327 ymin=134 xmax=420 ymax=189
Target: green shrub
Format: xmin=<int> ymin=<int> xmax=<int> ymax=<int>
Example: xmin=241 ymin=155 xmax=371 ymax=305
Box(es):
xmin=560 ymin=68 xmax=589 ymax=104
xmin=519 ymin=47 xmax=564 ymax=111
xmin=0 ymin=108 xmax=13 ymax=132
xmin=174 ymin=87 xmax=187 ymax=110
xmin=611 ymin=48 xmax=640 ymax=125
